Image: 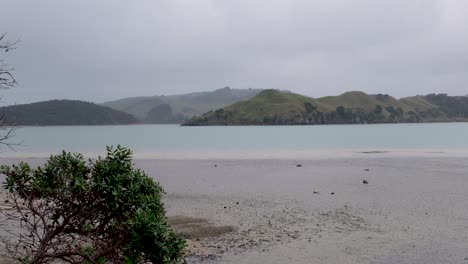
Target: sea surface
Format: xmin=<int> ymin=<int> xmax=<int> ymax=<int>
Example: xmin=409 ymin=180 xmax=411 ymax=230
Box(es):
xmin=2 ymin=123 xmax=468 ymax=157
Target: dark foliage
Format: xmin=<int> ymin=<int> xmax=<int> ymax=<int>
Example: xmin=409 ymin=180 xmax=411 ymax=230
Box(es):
xmin=425 ymin=93 xmax=468 ymax=118
xmin=1 ymin=146 xmax=186 ymax=263
xmin=0 ymin=100 xmax=139 ymax=126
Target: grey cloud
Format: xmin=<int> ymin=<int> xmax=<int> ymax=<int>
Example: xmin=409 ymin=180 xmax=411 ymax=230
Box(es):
xmin=1 ymin=0 xmax=468 ymax=104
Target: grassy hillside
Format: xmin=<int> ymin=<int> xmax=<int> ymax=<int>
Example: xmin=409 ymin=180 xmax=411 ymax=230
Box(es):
xmin=183 ymin=90 xmax=468 ymax=126
xmin=222 ymin=90 xmax=316 ymax=123
xmin=102 ymin=87 xmax=262 ymax=123
xmin=184 ymin=90 xmax=322 ymax=125
xmin=399 ymin=96 xmax=438 ymax=112
xmin=317 ymin=91 xmax=378 ymax=112
xmin=1 ymin=100 xmax=139 ymax=126
xmin=316 ymin=92 xmax=412 ymax=112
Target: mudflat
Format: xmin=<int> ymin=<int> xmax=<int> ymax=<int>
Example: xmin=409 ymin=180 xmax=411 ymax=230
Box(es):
xmin=2 ymin=154 xmax=468 ymax=263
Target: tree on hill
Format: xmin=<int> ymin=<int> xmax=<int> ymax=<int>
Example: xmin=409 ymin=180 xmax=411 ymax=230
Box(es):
xmin=336 ymin=106 xmax=345 ymax=118
xmin=375 ymin=93 xmax=390 ymax=102
xmin=425 ymin=93 xmax=468 ymax=118
xmin=303 ymin=102 xmax=316 ymax=113
xmin=0 ymin=146 xmax=186 ymax=263
xmin=373 ymin=104 xmax=383 ymax=114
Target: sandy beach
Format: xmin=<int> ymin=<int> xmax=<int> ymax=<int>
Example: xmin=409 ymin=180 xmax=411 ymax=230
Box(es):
xmin=2 ymin=153 xmax=468 ymax=263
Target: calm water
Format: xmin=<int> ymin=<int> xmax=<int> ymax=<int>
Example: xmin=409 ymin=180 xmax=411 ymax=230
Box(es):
xmin=3 ymin=123 xmax=468 ymax=155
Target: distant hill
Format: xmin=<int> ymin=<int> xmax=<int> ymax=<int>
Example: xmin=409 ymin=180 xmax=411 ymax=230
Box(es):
xmin=101 ymin=87 xmax=262 ymax=123
xmin=1 ymin=100 xmax=139 ymax=126
xmin=183 ymin=90 xmax=468 ymax=126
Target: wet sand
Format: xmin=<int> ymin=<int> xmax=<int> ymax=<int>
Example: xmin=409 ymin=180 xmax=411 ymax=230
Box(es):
xmin=2 ymin=154 xmax=468 ymax=263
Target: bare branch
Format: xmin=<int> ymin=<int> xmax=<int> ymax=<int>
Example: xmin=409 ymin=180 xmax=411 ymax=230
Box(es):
xmin=0 ymin=112 xmax=21 ymax=151
xmin=0 ymin=33 xmax=19 ymax=90
xmin=0 ymin=33 xmax=20 ymax=51
xmin=0 ymin=33 xmax=21 ymax=149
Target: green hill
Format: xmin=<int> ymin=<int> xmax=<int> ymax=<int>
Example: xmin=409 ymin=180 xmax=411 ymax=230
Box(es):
xmin=399 ymin=96 xmax=438 ymax=111
xmin=101 ymin=87 xmax=262 ymax=123
xmin=1 ymin=100 xmax=139 ymax=126
xmin=318 ymin=91 xmax=379 ymax=112
xmin=184 ymin=90 xmax=325 ymax=125
xmin=183 ymin=90 xmax=468 ymax=126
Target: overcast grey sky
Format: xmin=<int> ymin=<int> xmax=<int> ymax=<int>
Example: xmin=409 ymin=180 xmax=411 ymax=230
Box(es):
xmin=1 ymin=0 xmax=468 ymax=104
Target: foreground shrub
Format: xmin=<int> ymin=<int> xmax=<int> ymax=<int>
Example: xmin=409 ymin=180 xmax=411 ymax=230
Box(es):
xmin=0 ymin=146 xmax=185 ymax=264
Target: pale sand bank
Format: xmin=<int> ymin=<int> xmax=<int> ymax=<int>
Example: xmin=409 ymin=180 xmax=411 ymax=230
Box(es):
xmin=3 ymin=148 xmax=468 ymax=160
xmin=149 ymin=157 xmax=468 ymax=264
xmin=2 ymin=155 xmax=468 ymax=263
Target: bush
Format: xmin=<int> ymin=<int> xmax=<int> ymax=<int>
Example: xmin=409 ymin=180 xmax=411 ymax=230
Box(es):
xmin=1 ymin=146 xmax=185 ymax=264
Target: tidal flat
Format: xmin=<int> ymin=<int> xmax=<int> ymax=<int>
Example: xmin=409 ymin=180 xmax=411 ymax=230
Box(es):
xmin=144 ymin=155 xmax=468 ymax=263
xmin=2 ymin=154 xmax=468 ymax=263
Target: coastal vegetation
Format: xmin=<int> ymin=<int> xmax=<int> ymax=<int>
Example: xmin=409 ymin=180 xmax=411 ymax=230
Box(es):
xmin=0 ymin=146 xmax=186 ymax=263
xmin=3 ymin=89 xmax=468 ymax=127
xmin=183 ymin=89 xmax=468 ymax=126
xmin=0 ymin=100 xmax=139 ymax=126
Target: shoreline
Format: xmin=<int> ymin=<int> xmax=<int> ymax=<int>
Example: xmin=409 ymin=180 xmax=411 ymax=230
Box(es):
xmin=12 ymin=121 xmax=468 ymax=127
xmin=2 ymin=148 xmax=468 ymax=160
